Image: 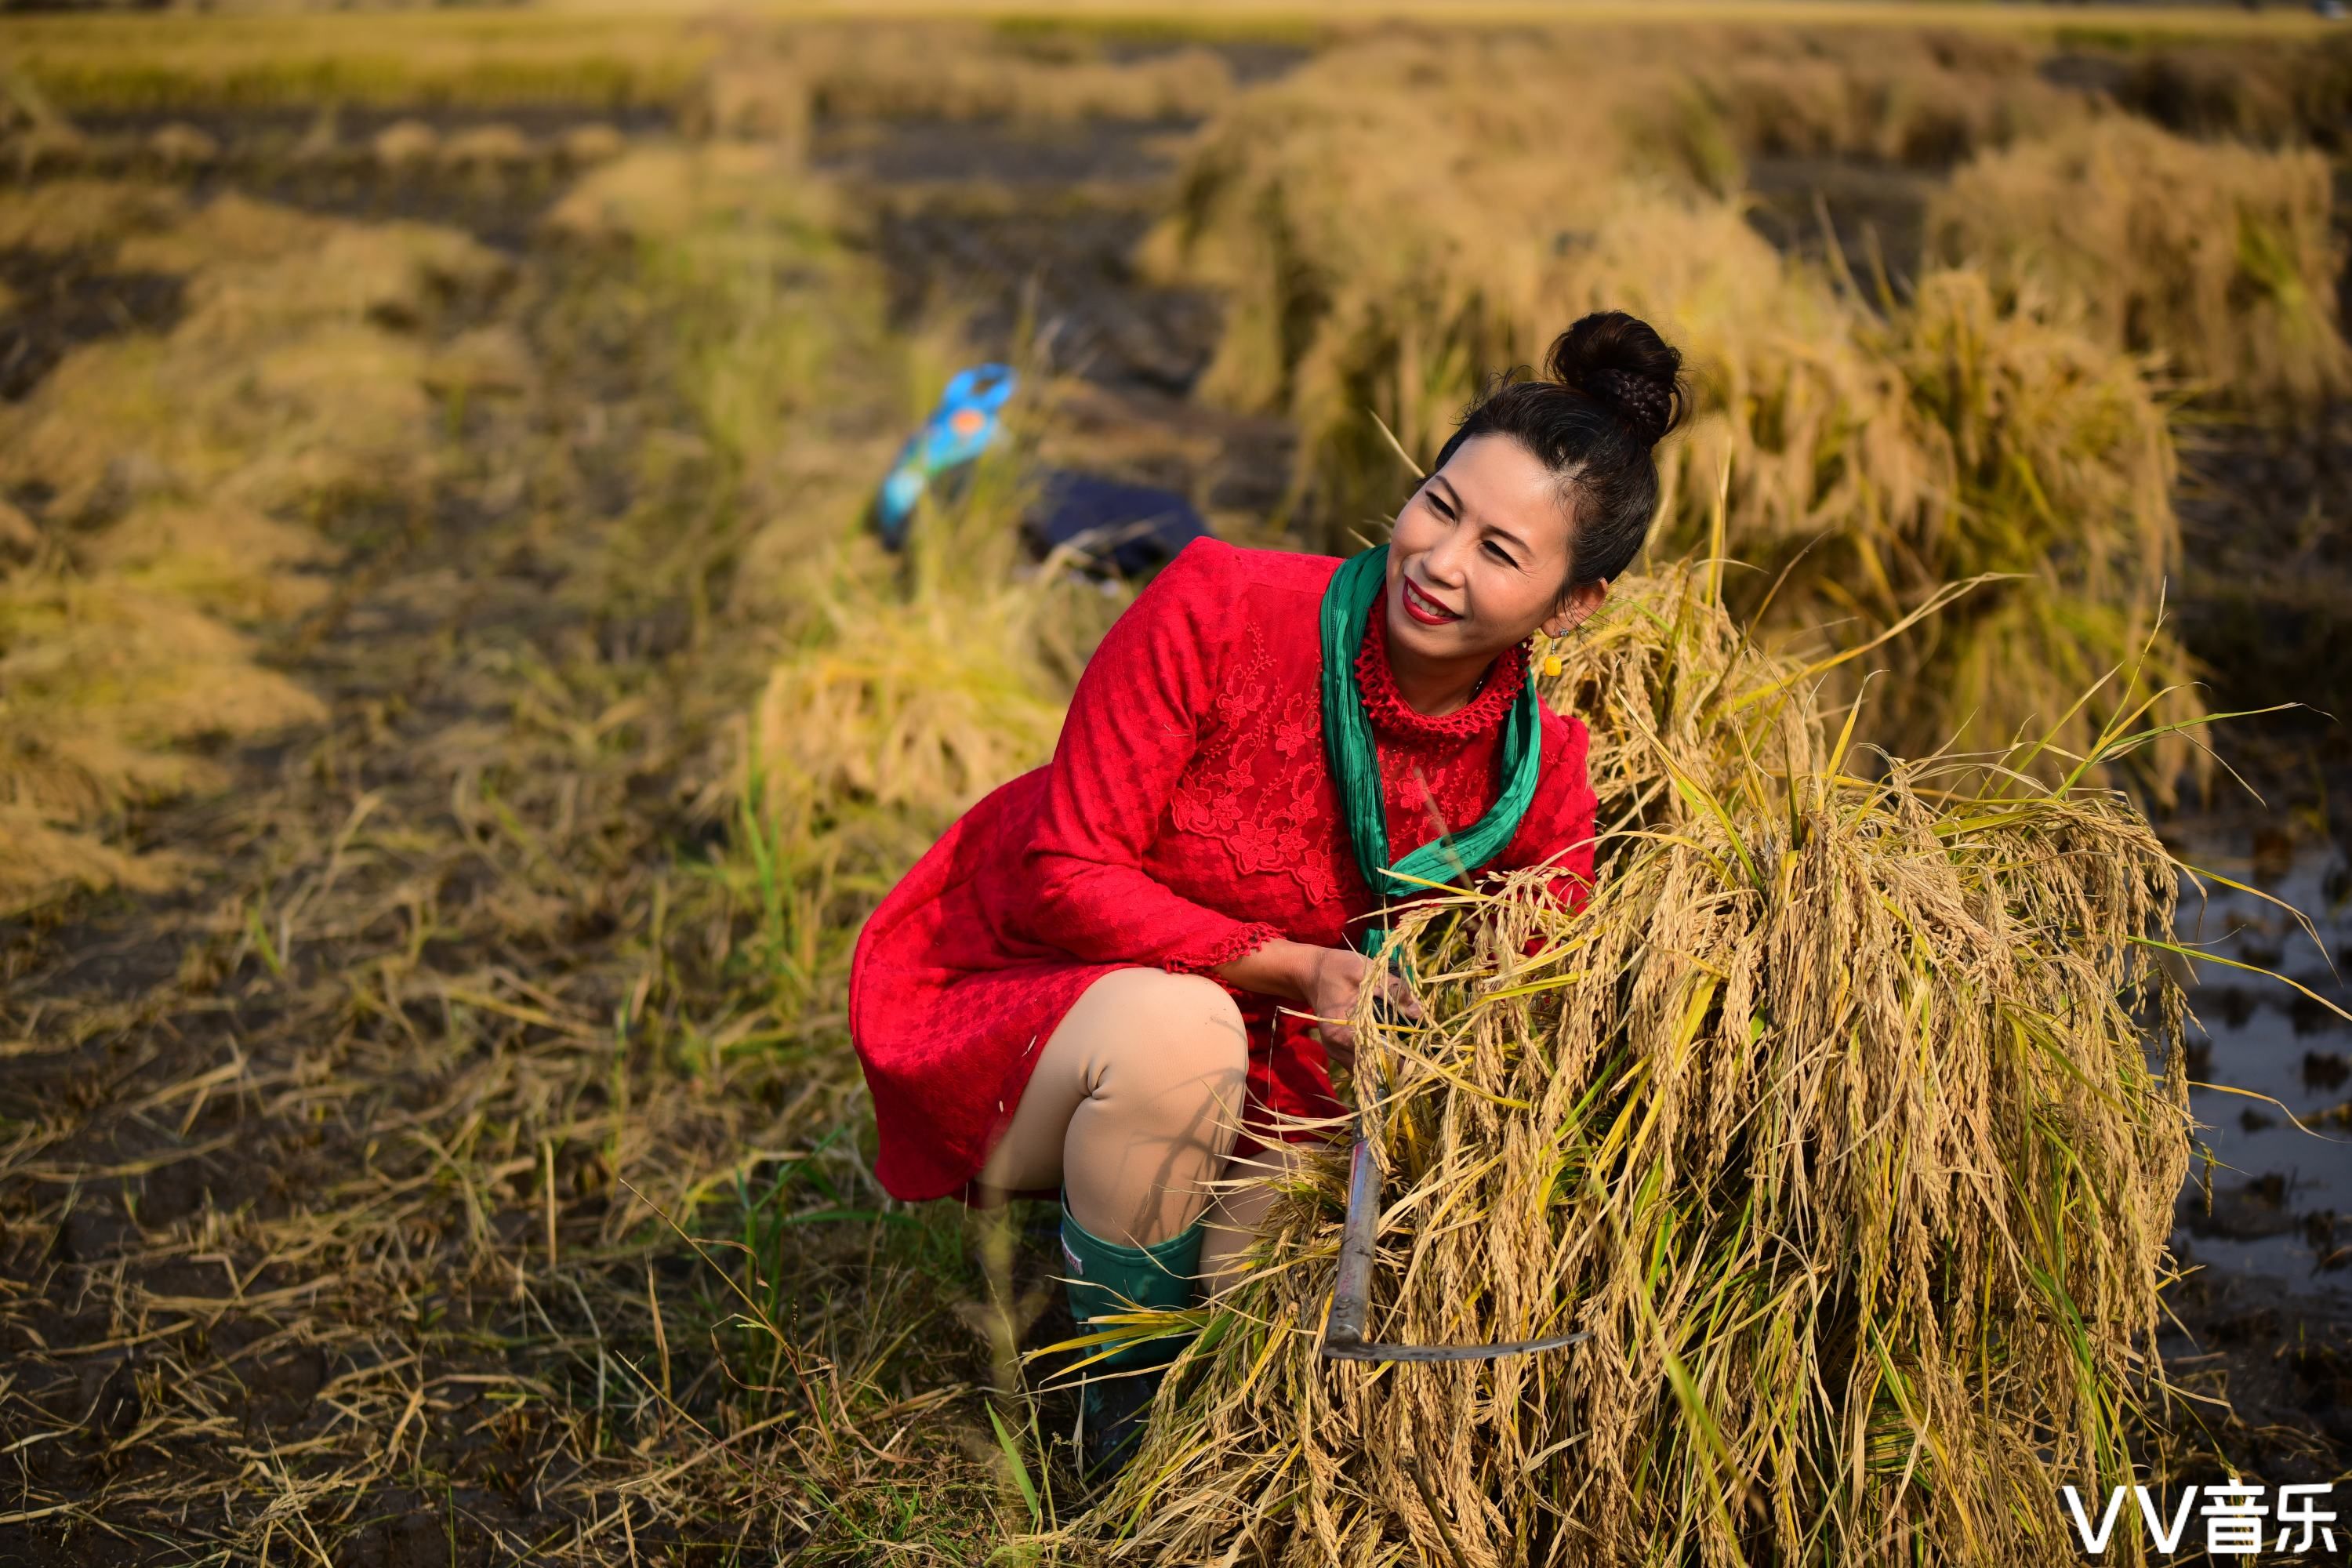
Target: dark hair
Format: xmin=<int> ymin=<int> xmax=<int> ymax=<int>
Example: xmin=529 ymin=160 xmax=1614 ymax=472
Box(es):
xmin=1423 ymin=310 xmax=1688 ymax=597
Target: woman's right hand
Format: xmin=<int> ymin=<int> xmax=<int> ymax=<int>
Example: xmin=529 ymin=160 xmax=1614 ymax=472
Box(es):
xmin=1213 ymin=938 xmax=1421 ymax=1069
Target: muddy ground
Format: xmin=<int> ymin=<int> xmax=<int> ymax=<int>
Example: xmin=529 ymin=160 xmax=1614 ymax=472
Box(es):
xmin=3 ymin=74 xmax=2351 ymax=1563
xmin=0 ymin=107 xmax=817 ymax=1563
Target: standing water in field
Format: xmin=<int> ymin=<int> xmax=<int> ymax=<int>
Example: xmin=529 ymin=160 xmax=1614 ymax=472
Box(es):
xmin=2172 ymin=826 xmax=2352 ymax=1300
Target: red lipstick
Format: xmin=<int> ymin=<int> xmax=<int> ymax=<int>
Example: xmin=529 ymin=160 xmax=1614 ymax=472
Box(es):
xmin=1399 ymin=576 xmax=1461 ymax=626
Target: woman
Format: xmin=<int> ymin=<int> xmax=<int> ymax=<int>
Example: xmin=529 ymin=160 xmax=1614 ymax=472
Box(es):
xmin=848 ymin=310 xmax=1687 ymax=1472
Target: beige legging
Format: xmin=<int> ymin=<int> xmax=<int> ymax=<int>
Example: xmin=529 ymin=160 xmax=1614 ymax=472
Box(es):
xmin=971 ymin=967 xmax=1314 ymax=1290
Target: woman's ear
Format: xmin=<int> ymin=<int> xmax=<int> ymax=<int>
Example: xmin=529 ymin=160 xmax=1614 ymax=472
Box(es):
xmin=1542 ymin=578 xmax=1609 ymax=640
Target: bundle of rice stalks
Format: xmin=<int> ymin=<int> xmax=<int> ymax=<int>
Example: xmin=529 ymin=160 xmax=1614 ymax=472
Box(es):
xmin=0 ymin=176 xmax=183 ymax=252
xmin=437 ymin=121 xmax=536 ymax=174
xmin=0 ymin=181 xmax=505 ymax=910
xmin=543 ymin=140 xmax=822 ymax=253
xmin=1137 ymin=31 xmax=1629 ymax=438
xmin=84 ymin=498 xmax=335 ymax=622
xmin=1929 ymin=116 xmax=2350 ymax=411
xmin=0 ymin=576 xmax=321 ymax=913
xmin=1659 ymin=24 xmax=2085 ymax=179
xmin=750 ymin=448 xmax=1077 ymax=830
xmin=1072 ymin=564 xmax=2193 ymax=1566
xmin=144 ymin=120 xmax=219 ymax=170
xmin=2105 ymin=35 xmax=2352 ymax=154
xmin=674 ymin=18 xmax=1240 ymax=158
xmin=770 ymin=20 xmax=1237 ymax=126
xmin=7 ymin=12 xmax=707 ymax=114
xmin=1147 ymin=56 xmax=2198 ymax=790
xmin=1141 ymin=21 xmax=2090 ymax=436
xmin=742 ymin=431 xmax=1121 ymax=1021
xmin=3 ymin=190 xmax=506 ymax=519
xmin=1684 ymin=263 xmax=2193 ymax=799
xmin=753 ymin=434 xmax=1120 ymax=907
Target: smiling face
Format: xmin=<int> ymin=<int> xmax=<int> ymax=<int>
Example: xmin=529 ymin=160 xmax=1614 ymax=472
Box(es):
xmin=1384 ymin=433 xmax=1610 ymax=673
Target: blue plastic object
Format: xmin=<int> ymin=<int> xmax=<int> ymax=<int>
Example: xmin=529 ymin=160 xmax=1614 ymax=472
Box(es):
xmin=870 ymin=362 xmax=1018 ymax=548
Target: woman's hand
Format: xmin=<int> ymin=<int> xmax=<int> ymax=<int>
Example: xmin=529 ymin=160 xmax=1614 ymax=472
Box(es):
xmin=1210 ymin=938 xmax=1422 ymax=1069
xmin=1300 ymin=945 xmax=1421 ymax=1068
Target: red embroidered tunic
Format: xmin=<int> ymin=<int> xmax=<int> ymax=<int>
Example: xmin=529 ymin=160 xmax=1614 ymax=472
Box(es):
xmin=847 ymin=538 xmax=1599 ymax=1201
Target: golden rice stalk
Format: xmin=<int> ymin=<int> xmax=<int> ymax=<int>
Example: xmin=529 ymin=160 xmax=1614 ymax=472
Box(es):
xmin=1670 ymin=25 xmax=2086 ymax=172
xmin=750 ymin=565 xmax=1071 ymax=828
xmin=0 ymin=174 xmax=182 ymax=252
xmin=1071 ymin=565 xmax=2191 ymax=1566
xmin=1140 ymin=45 xmax=2202 ymax=796
xmin=0 ymin=181 xmax=499 ymax=909
xmin=0 ymin=805 xmax=181 ymax=916
xmin=1929 ymin=116 xmax=2350 ymax=410
xmin=1679 ymin=263 xmax=2195 ymax=800
xmin=750 ymin=440 xmax=1111 ymax=837
xmin=669 ymin=18 xmax=1238 ymax=155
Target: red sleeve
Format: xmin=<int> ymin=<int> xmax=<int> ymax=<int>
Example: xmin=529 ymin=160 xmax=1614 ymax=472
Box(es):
xmin=1013 ymin=540 xmax=1283 ymax=973
xmin=1494 ymin=708 xmax=1599 ymax=916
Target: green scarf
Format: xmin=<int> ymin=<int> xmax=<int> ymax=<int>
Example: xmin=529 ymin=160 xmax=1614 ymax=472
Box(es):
xmin=1319 ymin=545 xmax=1542 ymax=955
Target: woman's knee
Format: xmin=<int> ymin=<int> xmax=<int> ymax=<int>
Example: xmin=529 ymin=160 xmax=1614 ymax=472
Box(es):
xmin=1111 ymin=969 xmax=1247 ymax=1072
xmin=1069 ymin=969 xmax=1249 ymax=1123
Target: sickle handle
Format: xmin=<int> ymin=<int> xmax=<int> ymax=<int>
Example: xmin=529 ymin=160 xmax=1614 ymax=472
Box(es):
xmin=1325 ymin=1134 xmax=1381 ymax=1350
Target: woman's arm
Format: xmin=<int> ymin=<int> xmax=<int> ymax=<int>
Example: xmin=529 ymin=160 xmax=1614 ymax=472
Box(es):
xmin=1210 ymin=938 xmax=1418 ymax=1063
xmin=1016 ymin=541 xmax=1285 ymax=973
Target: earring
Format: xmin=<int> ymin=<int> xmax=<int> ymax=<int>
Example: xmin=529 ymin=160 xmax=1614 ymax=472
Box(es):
xmin=1540 ymin=629 xmax=1566 ymax=679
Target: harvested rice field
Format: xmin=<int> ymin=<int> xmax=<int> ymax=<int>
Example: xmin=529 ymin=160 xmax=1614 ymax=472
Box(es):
xmin=2 ymin=6 xmax=2350 ymax=1564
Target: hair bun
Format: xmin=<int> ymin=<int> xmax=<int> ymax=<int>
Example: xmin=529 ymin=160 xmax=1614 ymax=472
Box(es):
xmin=1545 ymin=310 xmax=1686 ymax=448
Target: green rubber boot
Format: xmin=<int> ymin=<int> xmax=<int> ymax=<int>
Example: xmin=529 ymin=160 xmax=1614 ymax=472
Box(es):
xmin=1058 ymin=1192 xmax=1202 ymax=1480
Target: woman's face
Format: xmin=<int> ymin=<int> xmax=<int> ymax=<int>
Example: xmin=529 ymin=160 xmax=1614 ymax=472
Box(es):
xmin=1384 ymin=433 xmax=1609 ymax=668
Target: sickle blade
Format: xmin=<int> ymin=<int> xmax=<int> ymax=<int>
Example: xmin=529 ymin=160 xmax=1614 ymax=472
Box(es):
xmin=1319 ymin=1131 xmax=1589 ymax=1364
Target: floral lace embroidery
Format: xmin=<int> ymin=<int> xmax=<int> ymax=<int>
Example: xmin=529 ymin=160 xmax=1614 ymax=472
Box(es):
xmin=1382 ymin=747 xmax=1504 ymax=854
xmin=1169 ymin=604 xmax=1519 ymax=902
xmin=1169 ymin=622 xmax=1345 ymax=904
